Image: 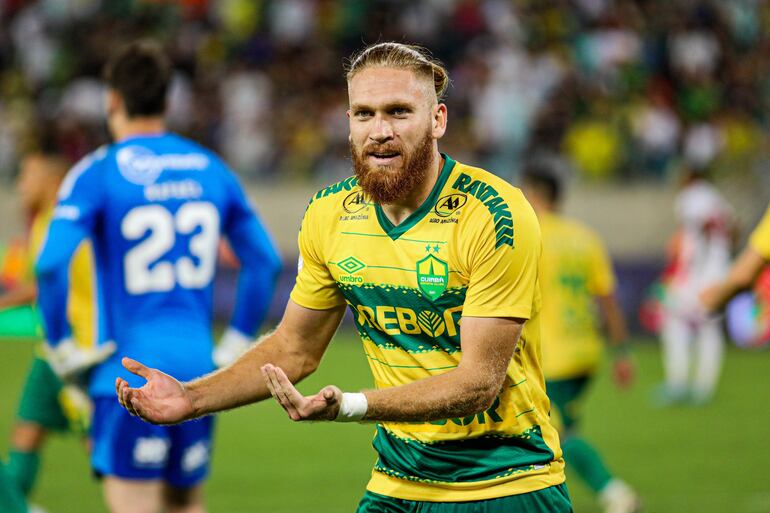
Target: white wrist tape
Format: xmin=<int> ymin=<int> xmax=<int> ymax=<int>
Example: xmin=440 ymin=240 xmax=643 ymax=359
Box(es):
xmin=335 ymin=392 xmax=368 ymax=422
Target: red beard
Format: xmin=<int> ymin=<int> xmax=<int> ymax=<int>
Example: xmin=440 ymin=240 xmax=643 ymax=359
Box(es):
xmin=351 ymin=132 xmax=434 ymax=205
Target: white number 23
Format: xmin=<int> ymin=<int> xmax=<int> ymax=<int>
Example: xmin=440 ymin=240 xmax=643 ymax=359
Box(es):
xmin=122 ymin=202 xmax=220 ymax=294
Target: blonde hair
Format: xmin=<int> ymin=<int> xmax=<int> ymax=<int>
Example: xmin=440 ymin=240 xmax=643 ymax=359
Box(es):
xmin=345 ymin=42 xmax=450 ymax=101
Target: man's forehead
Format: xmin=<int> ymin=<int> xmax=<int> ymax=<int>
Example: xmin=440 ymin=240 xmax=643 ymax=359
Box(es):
xmin=348 ymin=67 xmax=435 ymax=105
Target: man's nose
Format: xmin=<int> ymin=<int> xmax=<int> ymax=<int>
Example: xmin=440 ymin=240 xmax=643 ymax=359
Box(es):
xmin=369 ymin=115 xmax=394 ymax=143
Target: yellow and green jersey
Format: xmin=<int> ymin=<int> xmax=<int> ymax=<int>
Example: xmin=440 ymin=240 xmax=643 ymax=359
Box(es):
xmin=538 ymin=212 xmax=615 ymax=380
xmin=30 ymin=207 xmax=97 ymax=350
xmin=749 ymin=204 xmax=770 ymax=260
xmin=291 ymin=155 xmax=564 ymax=502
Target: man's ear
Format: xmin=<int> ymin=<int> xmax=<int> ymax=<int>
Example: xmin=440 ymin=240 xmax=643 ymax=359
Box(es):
xmin=432 ymin=103 xmax=448 ymax=139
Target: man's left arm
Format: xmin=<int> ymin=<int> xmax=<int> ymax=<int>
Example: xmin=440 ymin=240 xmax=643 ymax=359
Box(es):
xmin=362 ymin=316 xmax=521 ymax=421
xmin=588 ymin=232 xmax=634 ymax=387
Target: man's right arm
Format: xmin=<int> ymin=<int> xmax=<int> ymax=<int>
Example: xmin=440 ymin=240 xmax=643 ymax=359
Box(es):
xmin=189 ymin=300 xmax=345 ymax=415
xmin=118 ymin=299 xmax=346 ymax=424
xmin=701 ymin=205 xmax=770 ymax=313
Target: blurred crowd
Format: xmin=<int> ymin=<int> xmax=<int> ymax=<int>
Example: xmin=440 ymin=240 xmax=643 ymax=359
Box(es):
xmin=1 ymin=0 xmax=769 ymax=185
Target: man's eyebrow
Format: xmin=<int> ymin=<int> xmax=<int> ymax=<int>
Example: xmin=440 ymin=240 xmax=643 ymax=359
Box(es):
xmin=350 ymin=101 xmax=416 ymax=111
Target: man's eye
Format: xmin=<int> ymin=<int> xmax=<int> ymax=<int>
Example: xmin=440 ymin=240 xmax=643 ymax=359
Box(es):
xmin=355 ymin=111 xmax=373 ymax=118
xmin=392 ymin=108 xmax=409 ymax=116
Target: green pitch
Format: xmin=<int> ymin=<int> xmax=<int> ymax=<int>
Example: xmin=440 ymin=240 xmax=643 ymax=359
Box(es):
xmin=0 ymin=334 xmax=768 ymax=513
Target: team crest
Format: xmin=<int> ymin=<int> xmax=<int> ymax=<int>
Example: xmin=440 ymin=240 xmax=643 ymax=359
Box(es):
xmin=416 ymin=254 xmax=448 ymax=300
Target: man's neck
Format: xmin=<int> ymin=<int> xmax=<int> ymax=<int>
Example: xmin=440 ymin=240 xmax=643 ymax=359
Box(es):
xmin=113 ymin=117 xmax=166 ymax=142
xmin=381 ymin=151 xmax=444 ymax=227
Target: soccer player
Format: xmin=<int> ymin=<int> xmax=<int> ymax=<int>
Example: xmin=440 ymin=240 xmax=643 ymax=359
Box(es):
xmin=521 ymin=166 xmax=641 ymax=513
xmin=35 ymin=41 xmax=281 ymax=513
xmin=2 ymin=150 xmax=105 ymax=498
xmin=116 ymin=42 xmax=572 ymax=512
xmin=658 ymin=169 xmax=734 ymax=404
xmin=0 ymin=460 xmax=30 ymax=513
xmin=700 ymin=204 xmax=770 ymax=313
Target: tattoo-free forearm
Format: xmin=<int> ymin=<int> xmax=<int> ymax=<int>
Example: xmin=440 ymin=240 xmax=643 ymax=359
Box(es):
xmin=185 ymin=301 xmax=345 ymax=418
xmin=186 ymin=330 xmax=320 ymax=417
xmin=362 ymin=366 xmax=502 ymax=423
xmin=362 ymin=317 xmax=522 ymax=423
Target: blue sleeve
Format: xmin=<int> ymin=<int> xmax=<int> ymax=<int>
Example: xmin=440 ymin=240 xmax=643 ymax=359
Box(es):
xmin=222 ymin=170 xmax=281 ymax=337
xmin=35 ymin=154 xmax=104 ymax=345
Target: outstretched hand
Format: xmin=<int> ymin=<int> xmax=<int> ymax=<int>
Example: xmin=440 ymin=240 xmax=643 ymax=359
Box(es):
xmin=115 ymin=357 xmax=195 ymax=425
xmin=261 ymin=363 xmax=342 ymax=421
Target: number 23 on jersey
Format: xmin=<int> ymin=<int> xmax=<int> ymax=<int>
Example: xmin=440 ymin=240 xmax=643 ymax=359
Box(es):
xmin=121 ymin=201 xmax=219 ymax=294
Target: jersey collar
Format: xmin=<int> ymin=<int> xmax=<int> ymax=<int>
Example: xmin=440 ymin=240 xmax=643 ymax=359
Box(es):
xmin=374 ymin=153 xmax=456 ymax=240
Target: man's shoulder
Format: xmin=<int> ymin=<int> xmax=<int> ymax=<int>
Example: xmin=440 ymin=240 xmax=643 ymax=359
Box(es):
xmin=448 ymin=161 xmax=528 ymax=211
xmin=449 ymin=161 xmax=532 ymax=249
xmin=58 ymin=146 xmax=111 ymax=200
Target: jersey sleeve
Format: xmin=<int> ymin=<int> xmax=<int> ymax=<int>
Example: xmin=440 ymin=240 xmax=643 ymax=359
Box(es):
xmin=749 ymin=205 xmax=770 ymax=260
xmin=289 ymin=203 xmax=346 ymax=310
xmin=462 ymin=197 xmax=541 ymax=319
xmin=586 ymin=231 xmax=616 ymax=296
xmin=221 ymin=169 xmax=282 ymax=337
xmin=35 ymin=154 xmax=104 ymax=346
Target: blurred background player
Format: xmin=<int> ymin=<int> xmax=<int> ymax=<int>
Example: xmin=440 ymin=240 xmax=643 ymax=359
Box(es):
xmin=521 ymin=164 xmax=640 ymax=513
xmin=34 ymin=41 xmax=281 ymax=513
xmin=657 ymin=169 xmax=735 ymax=405
xmin=0 ymin=460 xmax=32 ymax=513
xmin=1 ymin=149 xmax=106 ymax=499
xmin=701 ymin=203 xmax=770 ymax=314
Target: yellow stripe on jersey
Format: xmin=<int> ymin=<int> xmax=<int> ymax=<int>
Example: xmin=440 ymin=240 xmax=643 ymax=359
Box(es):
xmin=30 ymin=207 xmax=97 ymax=350
xmin=538 ymin=212 xmax=616 ymax=380
xmin=749 ymin=204 xmax=770 ymax=260
xmin=290 ymin=155 xmax=564 ymax=501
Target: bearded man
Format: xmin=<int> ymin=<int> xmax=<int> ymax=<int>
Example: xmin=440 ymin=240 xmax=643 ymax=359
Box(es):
xmin=116 ymin=42 xmax=572 ymax=513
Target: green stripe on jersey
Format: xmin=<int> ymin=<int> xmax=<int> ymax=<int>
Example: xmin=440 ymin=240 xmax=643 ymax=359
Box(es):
xmin=372 ymin=425 xmax=555 ymax=484
xmin=343 ymin=283 xmax=467 ymax=353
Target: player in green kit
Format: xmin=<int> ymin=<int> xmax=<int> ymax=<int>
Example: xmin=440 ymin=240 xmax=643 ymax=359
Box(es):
xmin=116 ymin=42 xmax=572 ymax=512
xmin=0 ymin=151 xmax=111 ymax=500
xmin=521 ymin=165 xmax=641 ymax=513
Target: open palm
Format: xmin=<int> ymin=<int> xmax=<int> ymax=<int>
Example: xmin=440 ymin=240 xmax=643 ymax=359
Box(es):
xmin=116 ymin=357 xmax=195 ymax=425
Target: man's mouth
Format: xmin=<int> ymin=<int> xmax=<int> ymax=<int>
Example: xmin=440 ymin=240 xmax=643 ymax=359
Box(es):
xmin=367 ymin=150 xmax=401 ymax=164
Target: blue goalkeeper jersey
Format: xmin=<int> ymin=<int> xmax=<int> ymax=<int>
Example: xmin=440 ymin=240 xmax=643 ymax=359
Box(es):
xmin=36 ymin=133 xmax=281 ymax=397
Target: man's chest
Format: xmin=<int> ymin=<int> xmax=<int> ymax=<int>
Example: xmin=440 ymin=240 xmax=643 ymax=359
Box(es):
xmin=322 ymin=220 xmax=467 ymax=300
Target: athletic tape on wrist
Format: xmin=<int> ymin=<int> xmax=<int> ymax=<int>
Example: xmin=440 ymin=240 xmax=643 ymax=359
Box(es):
xmin=335 ymin=392 xmax=368 ymax=422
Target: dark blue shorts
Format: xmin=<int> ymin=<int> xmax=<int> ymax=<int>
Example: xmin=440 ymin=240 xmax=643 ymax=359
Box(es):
xmin=90 ymin=397 xmax=214 ymax=488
